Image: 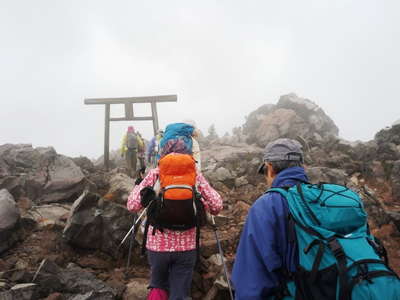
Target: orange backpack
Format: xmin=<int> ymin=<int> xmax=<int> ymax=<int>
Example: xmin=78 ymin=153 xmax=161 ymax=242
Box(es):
xmin=142 ymin=153 xmax=206 ymax=253
xmin=159 ymin=153 xmax=196 ymax=200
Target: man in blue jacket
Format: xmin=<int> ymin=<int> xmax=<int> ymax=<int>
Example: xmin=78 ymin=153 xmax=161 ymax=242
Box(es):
xmin=232 ymin=138 xmax=308 ymax=299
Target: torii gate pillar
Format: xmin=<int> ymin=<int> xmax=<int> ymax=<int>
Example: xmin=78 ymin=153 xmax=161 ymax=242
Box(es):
xmin=84 ymin=95 xmax=177 ymax=170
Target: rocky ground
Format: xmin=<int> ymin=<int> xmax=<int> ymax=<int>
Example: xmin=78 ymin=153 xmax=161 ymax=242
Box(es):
xmin=1 ymin=93 xmax=400 ymax=299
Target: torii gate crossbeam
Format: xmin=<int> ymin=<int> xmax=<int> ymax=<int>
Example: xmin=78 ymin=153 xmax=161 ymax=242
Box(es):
xmin=84 ymin=94 xmax=177 ymax=169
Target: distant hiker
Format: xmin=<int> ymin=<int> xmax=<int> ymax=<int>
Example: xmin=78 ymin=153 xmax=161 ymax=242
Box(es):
xmin=232 ymin=138 xmax=400 ymax=299
xmin=136 ymin=131 xmax=146 ymax=170
xmin=121 ymin=126 xmax=138 ymax=178
xmin=183 ymin=120 xmax=202 ymax=172
xmin=127 ymin=136 xmax=223 ymax=300
xmin=147 ymin=130 xmax=164 ymax=167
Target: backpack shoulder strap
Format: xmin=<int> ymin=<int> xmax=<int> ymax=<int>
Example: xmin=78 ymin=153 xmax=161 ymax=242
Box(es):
xmin=266 ymin=187 xmax=290 ymax=198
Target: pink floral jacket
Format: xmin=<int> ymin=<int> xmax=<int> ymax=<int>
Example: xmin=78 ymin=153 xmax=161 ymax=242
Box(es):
xmin=127 ymin=168 xmax=223 ymax=252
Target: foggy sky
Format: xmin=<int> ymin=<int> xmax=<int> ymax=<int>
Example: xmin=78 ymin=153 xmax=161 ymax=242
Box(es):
xmin=1 ymin=0 xmax=399 ymax=159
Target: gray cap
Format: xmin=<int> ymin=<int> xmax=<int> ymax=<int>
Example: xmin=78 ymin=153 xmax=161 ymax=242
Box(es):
xmin=258 ymin=138 xmax=303 ymax=174
xmin=263 ymin=138 xmax=303 ymax=162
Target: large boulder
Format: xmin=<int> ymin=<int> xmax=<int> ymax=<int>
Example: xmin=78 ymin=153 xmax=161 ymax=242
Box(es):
xmin=32 ymin=260 xmax=117 ymax=299
xmin=0 ymin=144 xmax=85 ymax=204
xmin=104 ymin=172 xmax=134 ymax=205
xmin=72 ymin=156 xmax=96 ymax=175
xmin=242 ymin=104 xmax=275 ymax=137
xmin=252 ymin=108 xmax=308 ymax=147
xmin=23 ymin=204 xmax=71 ymax=228
xmin=63 ymin=192 xmax=132 ymax=255
xmin=276 ymin=93 xmax=339 ymax=137
xmin=0 ymin=189 xmax=20 ymax=254
xmin=242 ymin=94 xmax=339 ymax=147
xmin=375 ymin=124 xmax=400 ymax=146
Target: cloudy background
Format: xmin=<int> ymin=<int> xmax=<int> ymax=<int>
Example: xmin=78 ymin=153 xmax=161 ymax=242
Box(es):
xmin=1 ymin=0 xmax=399 ymax=158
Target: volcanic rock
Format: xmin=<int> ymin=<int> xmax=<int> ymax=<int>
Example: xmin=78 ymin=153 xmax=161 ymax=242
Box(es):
xmin=0 ymin=144 xmax=85 ymax=204
xmin=0 ymin=189 xmax=20 ymax=254
xmin=242 ymin=93 xmax=338 ymax=147
xmin=122 ymin=279 xmax=148 ymax=300
xmin=63 ymin=192 xmax=132 ymax=255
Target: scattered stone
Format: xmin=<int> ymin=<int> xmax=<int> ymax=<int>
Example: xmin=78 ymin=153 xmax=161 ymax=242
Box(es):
xmin=122 ymin=279 xmax=148 ymax=300
xmin=0 ymin=283 xmax=38 ymax=300
xmin=207 ymin=254 xmax=225 ymax=267
xmin=234 ymin=176 xmax=248 ymax=187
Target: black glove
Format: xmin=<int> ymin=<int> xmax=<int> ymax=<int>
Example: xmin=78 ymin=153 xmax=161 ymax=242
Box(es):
xmin=140 ymin=186 xmax=156 ymax=208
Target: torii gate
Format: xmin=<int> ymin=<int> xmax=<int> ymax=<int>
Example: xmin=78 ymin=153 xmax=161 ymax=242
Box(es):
xmin=84 ymin=94 xmax=177 ymax=169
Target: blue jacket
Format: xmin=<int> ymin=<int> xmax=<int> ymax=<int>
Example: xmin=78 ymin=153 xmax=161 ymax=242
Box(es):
xmin=147 ymin=136 xmax=156 ymax=156
xmin=232 ymin=167 xmax=308 ymax=299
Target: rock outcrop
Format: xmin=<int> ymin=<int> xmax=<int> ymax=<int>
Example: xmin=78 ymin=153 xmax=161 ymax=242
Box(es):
xmin=243 ymin=93 xmax=338 ymax=147
xmin=0 ymin=189 xmax=20 ymax=254
xmin=0 ymin=144 xmax=85 ymax=204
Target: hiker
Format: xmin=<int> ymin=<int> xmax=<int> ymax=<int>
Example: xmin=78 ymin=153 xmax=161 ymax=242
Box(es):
xmin=121 ymin=126 xmax=139 ymax=178
xmin=146 ymin=130 xmax=164 ymax=167
xmin=127 ymin=138 xmax=223 ymax=300
xmin=232 ymin=138 xmax=400 ymax=299
xmin=136 ymin=131 xmax=146 ymax=170
xmin=183 ymin=120 xmax=201 ymax=172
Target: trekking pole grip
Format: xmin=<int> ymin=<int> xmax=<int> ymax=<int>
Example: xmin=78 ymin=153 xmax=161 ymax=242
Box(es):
xmin=211 ymin=215 xmax=217 ymax=230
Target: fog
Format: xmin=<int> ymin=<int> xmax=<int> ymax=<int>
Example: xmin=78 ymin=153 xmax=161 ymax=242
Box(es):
xmin=1 ymin=0 xmax=399 ymax=158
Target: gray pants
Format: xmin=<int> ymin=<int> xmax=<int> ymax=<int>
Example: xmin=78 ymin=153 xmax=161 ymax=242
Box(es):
xmin=125 ymin=148 xmax=137 ymax=178
xmin=147 ymin=250 xmax=197 ymax=300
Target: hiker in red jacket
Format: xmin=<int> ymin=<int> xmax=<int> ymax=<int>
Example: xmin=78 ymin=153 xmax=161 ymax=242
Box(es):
xmin=127 ymin=139 xmax=223 ymax=300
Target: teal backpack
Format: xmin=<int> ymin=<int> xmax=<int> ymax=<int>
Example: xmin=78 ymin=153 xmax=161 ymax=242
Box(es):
xmin=268 ymin=183 xmax=400 ymax=300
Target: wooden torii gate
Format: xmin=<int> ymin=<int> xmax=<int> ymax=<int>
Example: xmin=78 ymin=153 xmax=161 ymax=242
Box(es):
xmin=84 ymin=94 xmax=177 ymax=169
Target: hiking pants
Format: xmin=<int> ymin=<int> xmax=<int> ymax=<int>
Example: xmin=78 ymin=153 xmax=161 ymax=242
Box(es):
xmin=147 ymin=249 xmax=197 ymax=300
xmin=125 ymin=148 xmax=137 ymax=178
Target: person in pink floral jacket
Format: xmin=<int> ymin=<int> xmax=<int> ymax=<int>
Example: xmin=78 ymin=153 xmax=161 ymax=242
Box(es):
xmin=127 ymin=158 xmax=223 ymax=299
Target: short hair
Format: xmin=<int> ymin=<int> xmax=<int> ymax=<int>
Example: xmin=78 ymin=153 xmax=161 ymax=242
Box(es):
xmin=270 ymin=160 xmax=303 ymax=174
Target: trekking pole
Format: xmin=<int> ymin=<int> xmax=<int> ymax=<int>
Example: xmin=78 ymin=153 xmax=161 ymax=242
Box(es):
xmin=118 ymin=207 xmax=147 ymax=249
xmin=126 ymin=214 xmax=137 ymax=268
xmin=211 ymin=215 xmax=234 ymax=300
